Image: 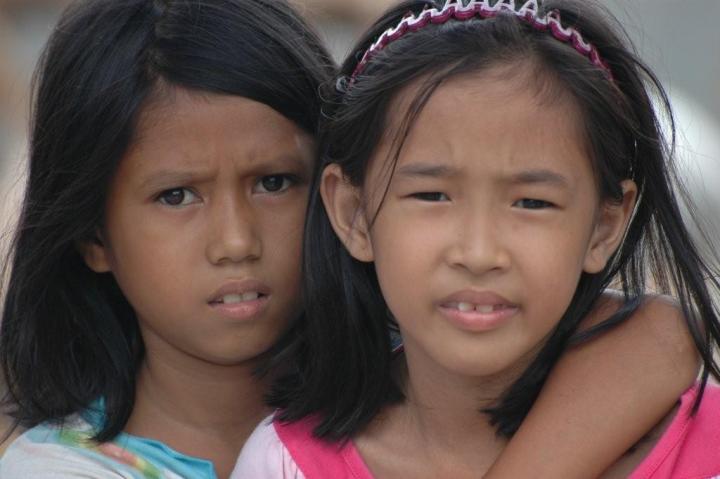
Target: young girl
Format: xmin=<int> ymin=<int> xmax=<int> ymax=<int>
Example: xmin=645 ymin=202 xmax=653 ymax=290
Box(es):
xmin=235 ymin=0 xmax=720 ymax=477
xmin=0 ymin=0 xmax=704 ymax=478
xmin=0 ymin=0 xmax=334 ymax=477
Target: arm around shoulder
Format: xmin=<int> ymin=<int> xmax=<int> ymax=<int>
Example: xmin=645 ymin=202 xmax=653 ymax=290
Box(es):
xmin=485 ymin=292 xmax=699 ymax=479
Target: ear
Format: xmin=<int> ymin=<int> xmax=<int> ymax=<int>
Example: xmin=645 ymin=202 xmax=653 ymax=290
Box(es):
xmin=583 ymin=180 xmax=638 ymax=273
xmin=320 ymin=164 xmax=374 ymax=262
xmin=77 ymin=231 xmax=112 ymax=273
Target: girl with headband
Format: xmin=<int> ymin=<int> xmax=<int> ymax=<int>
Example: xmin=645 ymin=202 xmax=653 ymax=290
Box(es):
xmin=235 ymin=0 xmax=720 ymax=477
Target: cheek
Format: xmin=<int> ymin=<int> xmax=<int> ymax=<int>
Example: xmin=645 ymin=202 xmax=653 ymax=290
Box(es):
xmin=107 ymin=209 xmax=198 ymax=273
xmin=370 ymin=213 xmax=442 ymax=316
xmin=101 ymin=202 xmax=205 ymax=317
xmin=105 ymin=230 xmax=192 ymax=320
xmin=256 ymin=200 xmax=306 ymax=282
xmin=372 ymin=202 xmax=453 ymax=260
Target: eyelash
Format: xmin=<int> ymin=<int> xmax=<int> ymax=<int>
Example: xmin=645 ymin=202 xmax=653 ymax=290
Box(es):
xmin=408 ymin=191 xmax=557 ymax=212
xmin=513 ymin=198 xmax=555 ymax=209
xmin=252 ymin=174 xmax=299 ymax=194
xmin=410 ymin=192 xmax=450 ymax=202
xmin=156 ymin=188 xmax=199 ymax=207
xmin=155 ymin=174 xmax=300 ymax=206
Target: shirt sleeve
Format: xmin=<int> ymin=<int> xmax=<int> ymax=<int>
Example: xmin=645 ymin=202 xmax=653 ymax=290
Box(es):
xmin=0 ymin=437 xmax=128 ymax=478
xmin=230 ymin=414 xmax=305 ymax=479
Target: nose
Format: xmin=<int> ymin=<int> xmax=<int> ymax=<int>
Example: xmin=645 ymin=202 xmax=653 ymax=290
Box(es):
xmin=205 ymin=195 xmax=261 ymax=265
xmin=446 ymin=206 xmax=510 ymax=275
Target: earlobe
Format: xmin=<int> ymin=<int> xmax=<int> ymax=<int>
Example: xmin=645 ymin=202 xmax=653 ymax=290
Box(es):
xmin=584 ymin=180 xmax=638 ymax=273
xmin=320 ymin=164 xmax=374 ymax=262
xmin=77 ymin=232 xmax=112 ymax=273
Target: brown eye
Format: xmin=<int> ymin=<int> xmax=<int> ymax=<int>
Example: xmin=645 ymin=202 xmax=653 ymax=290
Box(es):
xmin=254 ymin=175 xmax=295 ymax=194
xmin=513 ymin=198 xmax=554 ymax=209
xmin=157 ymin=188 xmax=198 ymax=207
xmin=411 ymin=192 xmax=450 ymax=201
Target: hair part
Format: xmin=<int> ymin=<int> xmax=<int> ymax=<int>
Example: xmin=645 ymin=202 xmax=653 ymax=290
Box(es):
xmin=269 ymin=0 xmax=720 ymax=440
xmin=1 ymin=0 xmax=333 ymax=442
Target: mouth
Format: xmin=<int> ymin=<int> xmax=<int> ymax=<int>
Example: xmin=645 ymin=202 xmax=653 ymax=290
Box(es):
xmin=440 ymin=302 xmax=517 ymax=314
xmin=208 ymin=292 xmax=268 ymax=305
xmin=207 ymin=280 xmax=271 ymax=321
xmin=437 ymin=291 xmax=518 ymax=332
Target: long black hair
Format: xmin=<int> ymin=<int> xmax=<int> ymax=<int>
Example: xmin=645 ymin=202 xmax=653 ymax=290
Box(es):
xmin=269 ymin=0 xmax=720 ymax=440
xmin=0 ymin=0 xmax=334 ymax=442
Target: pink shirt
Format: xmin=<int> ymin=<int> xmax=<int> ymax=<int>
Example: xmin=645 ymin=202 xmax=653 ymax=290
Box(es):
xmin=233 ymin=385 xmax=720 ymax=479
xmin=629 ymin=384 xmax=720 ymax=479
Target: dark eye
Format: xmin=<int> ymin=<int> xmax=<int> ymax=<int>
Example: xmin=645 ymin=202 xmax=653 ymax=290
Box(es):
xmin=254 ymin=175 xmax=295 ymax=194
xmin=157 ymin=188 xmax=199 ymax=207
xmin=411 ymin=192 xmax=450 ymax=202
xmin=513 ymin=198 xmax=554 ymax=209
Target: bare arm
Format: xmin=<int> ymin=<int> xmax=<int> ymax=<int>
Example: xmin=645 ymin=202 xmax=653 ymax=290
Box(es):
xmin=484 ymin=293 xmax=698 ymax=479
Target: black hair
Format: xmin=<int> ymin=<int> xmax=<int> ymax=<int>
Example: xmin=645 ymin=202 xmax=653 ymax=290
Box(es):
xmin=0 ymin=0 xmax=334 ymax=442
xmin=269 ymin=0 xmax=720 ymax=440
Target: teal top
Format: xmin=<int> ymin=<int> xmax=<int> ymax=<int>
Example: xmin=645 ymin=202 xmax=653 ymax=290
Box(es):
xmin=0 ymin=400 xmax=217 ymax=479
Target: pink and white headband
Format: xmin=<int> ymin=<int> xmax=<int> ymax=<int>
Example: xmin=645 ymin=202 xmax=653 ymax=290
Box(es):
xmin=350 ymin=0 xmax=614 ymax=83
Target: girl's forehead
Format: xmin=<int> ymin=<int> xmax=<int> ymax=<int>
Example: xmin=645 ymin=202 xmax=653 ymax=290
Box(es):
xmin=382 ymin=62 xmax=577 ymax=138
xmin=379 ymin=67 xmax=585 ymax=162
xmin=118 ymin=90 xmax=315 ymax=183
xmin=130 ymin=89 xmax=313 ymax=154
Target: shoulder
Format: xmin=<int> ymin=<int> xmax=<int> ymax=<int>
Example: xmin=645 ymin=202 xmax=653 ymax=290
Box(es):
xmin=233 ymin=413 xmax=373 ymax=479
xmin=231 ymin=414 xmax=305 ymax=479
xmin=0 ymin=420 xmax=125 ymax=478
xmin=0 ymin=414 xmax=200 ymax=479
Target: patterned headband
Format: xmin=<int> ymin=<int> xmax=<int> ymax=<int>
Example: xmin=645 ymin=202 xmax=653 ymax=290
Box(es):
xmin=350 ymin=0 xmax=614 ymax=83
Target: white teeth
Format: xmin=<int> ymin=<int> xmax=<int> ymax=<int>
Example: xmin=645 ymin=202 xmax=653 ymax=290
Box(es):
xmin=449 ymin=303 xmax=500 ymax=313
xmin=220 ymin=293 xmax=259 ymax=304
xmin=457 ymin=302 xmax=474 ymax=312
xmin=241 ymin=292 xmax=259 ymax=301
xmin=222 ymin=294 xmax=243 ymax=304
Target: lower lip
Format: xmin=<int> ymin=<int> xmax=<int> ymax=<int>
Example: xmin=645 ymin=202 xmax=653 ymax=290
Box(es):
xmin=209 ymin=296 xmax=269 ymax=321
xmin=438 ymin=305 xmax=518 ymax=332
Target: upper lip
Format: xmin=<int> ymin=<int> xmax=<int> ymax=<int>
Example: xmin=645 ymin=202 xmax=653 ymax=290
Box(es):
xmin=438 ymin=290 xmax=517 ymax=308
xmin=208 ymin=279 xmax=271 ymax=303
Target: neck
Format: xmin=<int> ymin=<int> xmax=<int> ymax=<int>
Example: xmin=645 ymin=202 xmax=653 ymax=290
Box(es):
xmin=389 ymin=337 xmax=533 ymax=476
xmin=407 ymin=347 xmax=505 ymax=457
xmin=125 ymin=339 xmax=270 ymax=479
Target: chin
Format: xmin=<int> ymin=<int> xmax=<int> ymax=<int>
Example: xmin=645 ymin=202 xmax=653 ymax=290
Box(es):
xmin=197 ymin=340 xmax=275 ymax=367
xmin=440 ymin=351 xmax=522 ymax=379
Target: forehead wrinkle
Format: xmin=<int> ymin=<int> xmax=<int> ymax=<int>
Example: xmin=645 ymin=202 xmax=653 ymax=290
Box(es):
xmin=506 ymin=169 xmax=572 ymax=189
xmin=139 ymin=167 xmax=214 ymax=190
xmin=395 ymin=163 xmax=459 ymax=179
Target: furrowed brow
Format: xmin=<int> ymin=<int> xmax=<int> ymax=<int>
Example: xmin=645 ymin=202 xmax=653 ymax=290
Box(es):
xmin=139 ymin=170 xmax=209 ymax=190
xmin=509 ymin=169 xmax=571 ymax=188
xmin=395 ymin=163 xmax=458 ymax=179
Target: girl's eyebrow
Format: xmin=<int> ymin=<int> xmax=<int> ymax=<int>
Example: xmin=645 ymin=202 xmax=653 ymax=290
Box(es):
xmin=395 ymin=163 xmax=458 ymax=178
xmin=138 ymin=155 xmax=312 ymax=190
xmin=508 ymin=169 xmax=571 ymax=188
xmin=394 ymin=164 xmax=570 ymax=189
xmin=139 ymin=169 xmax=210 ymax=190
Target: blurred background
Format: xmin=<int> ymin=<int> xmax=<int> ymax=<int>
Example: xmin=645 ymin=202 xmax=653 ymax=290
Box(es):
xmin=0 ymin=0 xmax=718 ymax=248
